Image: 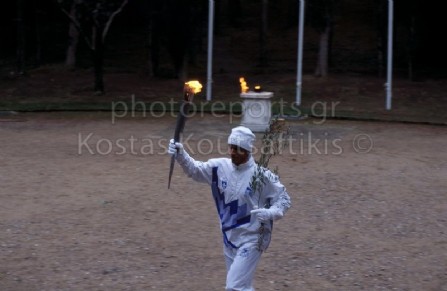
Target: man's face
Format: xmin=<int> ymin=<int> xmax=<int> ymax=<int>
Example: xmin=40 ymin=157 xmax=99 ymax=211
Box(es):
xmin=229 ymin=145 xmax=250 ymax=166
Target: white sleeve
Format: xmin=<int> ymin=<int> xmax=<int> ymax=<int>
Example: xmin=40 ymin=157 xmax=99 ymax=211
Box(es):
xmin=175 ymin=149 xmax=215 ymax=185
xmin=264 ymin=172 xmax=292 ymax=220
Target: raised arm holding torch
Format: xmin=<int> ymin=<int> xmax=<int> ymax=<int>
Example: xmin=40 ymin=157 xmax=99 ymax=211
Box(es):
xmin=168 ymin=80 xmax=202 ymax=189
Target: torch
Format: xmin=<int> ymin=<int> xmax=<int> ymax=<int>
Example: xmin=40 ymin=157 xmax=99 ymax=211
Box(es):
xmin=168 ymin=80 xmax=203 ymax=189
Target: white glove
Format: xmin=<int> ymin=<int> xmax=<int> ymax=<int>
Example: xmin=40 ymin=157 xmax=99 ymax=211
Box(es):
xmin=250 ymin=207 xmax=283 ymax=222
xmin=168 ymin=139 xmax=184 ymax=156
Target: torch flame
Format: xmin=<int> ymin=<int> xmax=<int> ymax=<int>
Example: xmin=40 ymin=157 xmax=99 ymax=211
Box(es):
xmin=185 ymin=80 xmax=203 ymax=94
xmin=239 ymin=77 xmax=249 ymax=93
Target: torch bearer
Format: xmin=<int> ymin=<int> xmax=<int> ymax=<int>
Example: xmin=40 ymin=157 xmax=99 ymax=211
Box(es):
xmin=168 ymin=80 xmax=202 ymax=189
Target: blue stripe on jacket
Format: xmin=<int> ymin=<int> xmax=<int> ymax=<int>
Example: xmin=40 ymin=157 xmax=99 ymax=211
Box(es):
xmin=211 ymin=166 xmax=251 ymax=248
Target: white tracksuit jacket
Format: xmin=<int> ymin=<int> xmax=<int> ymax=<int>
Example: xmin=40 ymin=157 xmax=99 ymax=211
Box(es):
xmin=176 ymin=150 xmax=291 ymax=251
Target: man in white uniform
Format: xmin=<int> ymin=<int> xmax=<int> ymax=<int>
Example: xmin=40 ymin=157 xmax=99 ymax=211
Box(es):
xmin=168 ymin=126 xmax=291 ymax=291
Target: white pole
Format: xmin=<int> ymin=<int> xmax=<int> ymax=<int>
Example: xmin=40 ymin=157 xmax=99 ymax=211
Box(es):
xmin=386 ymin=0 xmax=394 ymax=110
xmin=206 ymin=0 xmax=215 ymax=101
xmin=296 ymin=0 xmax=305 ymax=105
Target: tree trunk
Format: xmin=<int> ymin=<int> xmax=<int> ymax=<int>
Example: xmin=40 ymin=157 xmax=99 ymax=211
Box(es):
xmin=259 ymin=0 xmax=268 ymax=67
xmin=310 ymin=0 xmax=335 ymax=78
xmin=375 ymin=0 xmax=386 ymax=78
xmin=148 ymin=2 xmax=163 ymax=77
xmin=228 ymin=0 xmax=242 ymax=27
xmin=214 ymin=0 xmax=225 ymax=34
xmin=65 ymin=2 xmax=79 ymax=68
xmin=16 ymin=0 xmax=26 ymax=75
xmin=167 ymin=1 xmax=190 ymax=80
xmin=93 ymin=27 xmax=104 ymax=94
xmin=34 ymin=0 xmax=42 ymax=67
xmin=147 ymin=20 xmax=154 ymax=77
xmin=315 ymin=25 xmax=330 ymax=77
xmin=58 ymin=0 xmax=128 ymax=93
xmin=407 ymin=15 xmax=416 ymax=81
xmin=406 ymin=0 xmax=419 ymax=81
xmin=285 ymin=0 xmax=298 ymax=28
xmin=178 ymin=56 xmax=188 ymax=82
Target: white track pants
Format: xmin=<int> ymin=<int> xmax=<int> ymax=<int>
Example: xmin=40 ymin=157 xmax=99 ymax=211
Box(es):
xmin=224 ymin=243 xmax=262 ymax=291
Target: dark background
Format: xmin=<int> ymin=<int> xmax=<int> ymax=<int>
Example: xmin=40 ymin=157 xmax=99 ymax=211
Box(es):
xmin=2 ymin=1 xmax=446 ymax=74
xmin=0 ymin=0 xmax=446 ymax=105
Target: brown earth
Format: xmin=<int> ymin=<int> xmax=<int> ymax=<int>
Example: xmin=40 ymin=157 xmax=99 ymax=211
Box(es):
xmin=0 ymin=112 xmax=446 ymax=290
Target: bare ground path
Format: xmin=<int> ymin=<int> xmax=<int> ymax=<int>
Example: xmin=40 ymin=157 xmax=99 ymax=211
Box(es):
xmin=0 ymin=112 xmax=446 ymax=290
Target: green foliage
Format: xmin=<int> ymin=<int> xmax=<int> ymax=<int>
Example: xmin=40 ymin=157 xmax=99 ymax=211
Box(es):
xmin=249 ymin=117 xmax=290 ymax=207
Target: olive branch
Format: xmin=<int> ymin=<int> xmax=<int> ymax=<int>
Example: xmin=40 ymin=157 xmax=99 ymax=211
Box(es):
xmin=250 ymin=117 xmax=290 ymax=207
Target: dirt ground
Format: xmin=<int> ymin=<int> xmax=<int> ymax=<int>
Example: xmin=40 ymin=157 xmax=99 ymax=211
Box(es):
xmin=0 ymin=112 xmax=446 ymax=290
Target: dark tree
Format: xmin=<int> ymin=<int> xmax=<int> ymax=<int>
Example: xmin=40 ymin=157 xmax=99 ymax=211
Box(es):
xmin=374 ymin=0 xmax=387 ymax=77
xmin=308 ymin=0 xmax=336 ymax=77
xmin=16 ymin=0 xmax=26 ymax=75
xmin=146 ymin=1 xmax=163 ymax=77
xmin=57 ymin=0 xmax=128 ymax=94
xmin=399 ymin=0 xmax=422 ymax=81
xmin=259 ymin=0 xmax=269 ymax=67
xmin=64 ymin=1 xmax=79 ymax=68
xmin=148 ymin=0 xmax=205 ymax=80
xmin=33 ymin=0 xmax=43 ymax=66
